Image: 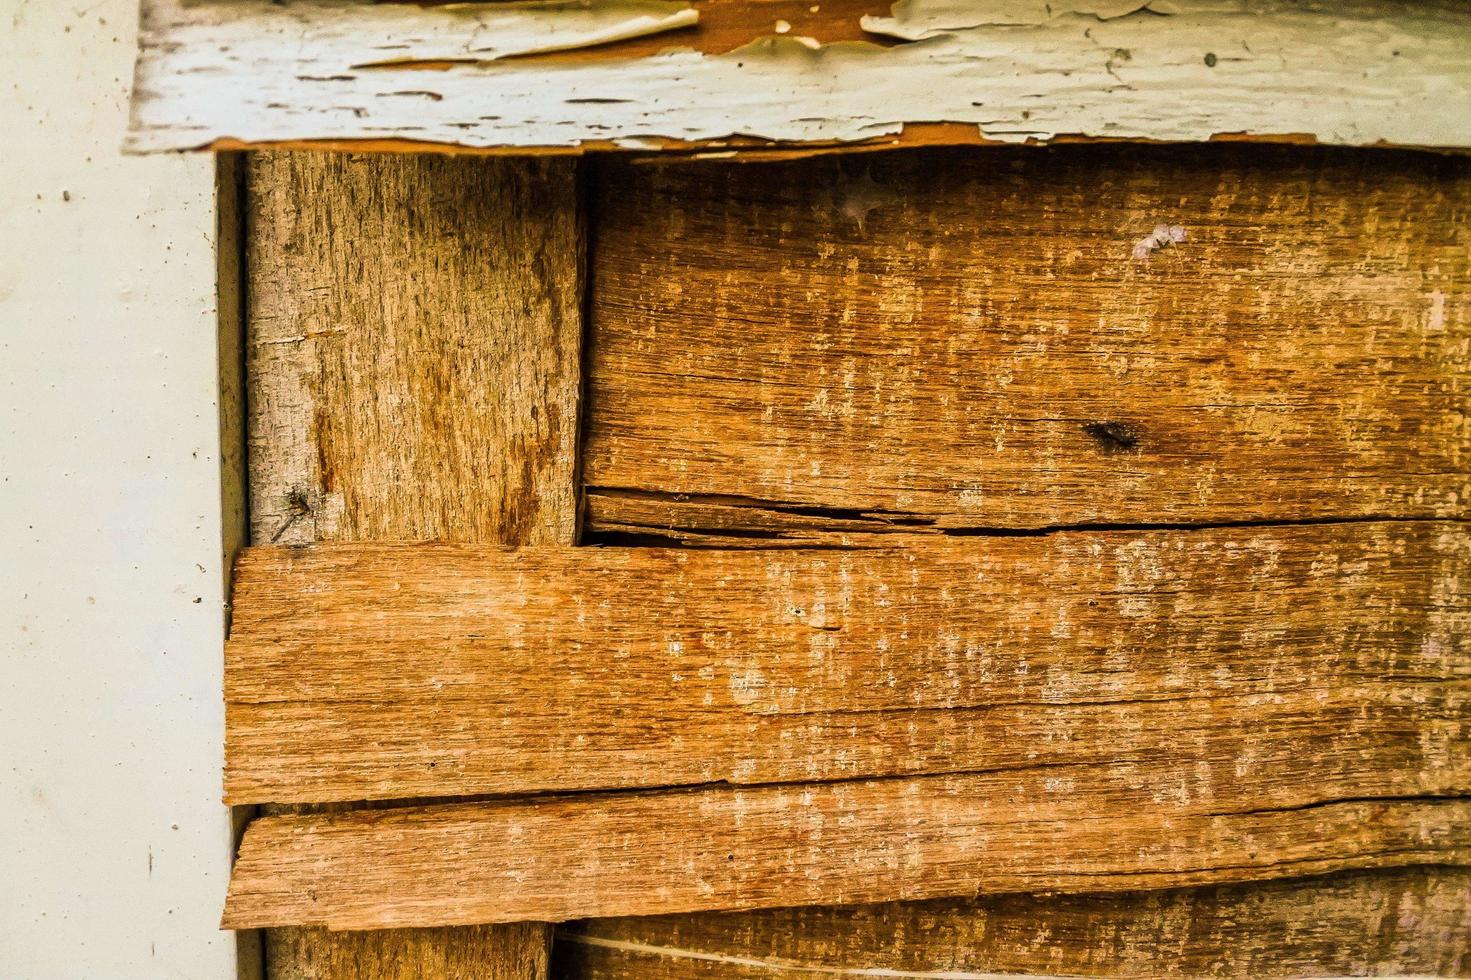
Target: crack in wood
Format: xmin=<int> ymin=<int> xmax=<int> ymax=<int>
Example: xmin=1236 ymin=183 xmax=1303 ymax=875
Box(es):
xmin=586 ymin=487 xmax=1471 ymax=547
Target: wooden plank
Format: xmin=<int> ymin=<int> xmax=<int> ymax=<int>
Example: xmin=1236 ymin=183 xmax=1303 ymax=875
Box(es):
xmin=244 ymin=152 xmax=581 ymax=976
xmin=127 ymin=0 xmax=1471 ymax=155
xmin=584 ymin=144 xmax=1471 ymax=542
xmin=245 ymin=153 xmax=581 ymax=549
xmin=554 ymin=867 xmax=1471 ymax=978
xmin=224 ymin=776 xmax=1471 ymax=929
xmin=570 ymin=141 xmax=1471 ymax=973
xmin=226 ymin=523 xmax=1470 ymax=804
xmin=266 ymin=926 xmax=552 ymax=980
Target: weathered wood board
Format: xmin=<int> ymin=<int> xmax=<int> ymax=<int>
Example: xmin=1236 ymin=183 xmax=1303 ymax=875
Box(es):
xmin=225 ymin=776 xmax=1471 ymax=929
xmin=225 ymin=523 xmax=1470 ymax=804
xmin=266 ymin=926 xmax=552 ymax=980
xmin=245 ymin=152 xmax=582 ymax=977
xmin=246 ymin=152 xmax=581 ymax=549
xmin=230 ymin=139 xmax=1471 ymax=967
xmin=128 ymin=0 xmax=1471 ymax=155
xmin=563 ymin=140 xmax=1471 ymax=972
xmin=222 ymin=521 xmax=1471 ymax=928
xmin=584 ymin=144 xmax=1470 ymax=541
xmin=555 ymin=867 xmax=1471 ymax=978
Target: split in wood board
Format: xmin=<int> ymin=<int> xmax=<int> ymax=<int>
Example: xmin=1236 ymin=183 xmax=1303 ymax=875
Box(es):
xmin=224 ymin=522 xmax=1470 ymax=927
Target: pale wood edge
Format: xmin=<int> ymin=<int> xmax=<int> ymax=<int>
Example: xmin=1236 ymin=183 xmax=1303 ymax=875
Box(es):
xmin=215 ymin=151 xmax=263 ymax=979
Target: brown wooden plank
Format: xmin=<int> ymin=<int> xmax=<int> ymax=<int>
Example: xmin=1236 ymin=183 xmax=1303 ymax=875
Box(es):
xmin=221 ymin=523 xmax=1471 ymax=925
xmin=224 ymin=776 xmax=1471 ymax=929
xmin=572 ymin=143 xmax=1471 ymax=976
xmin=554 ymin=867 xmax=1471 ymax=979
xmin=267 ymin=926 xmax=552 ymax=980
xmin=225 ymin=522 xmax=1470 ymax=804
xmin=246 ymin=153 xmax=580 ymax=549
xmin=584 ymin=144 xmax=1471 ymax=544
xmin=245 ymin=151 xmax=581 ymax=977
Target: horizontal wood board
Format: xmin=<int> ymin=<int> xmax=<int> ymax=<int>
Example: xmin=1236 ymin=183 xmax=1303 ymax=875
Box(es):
xmin=227 ymin=523 xmax=1469 ymax=804
xmin=223 ymin=524 xmax=1470 ymax=930
xmin=225 ymin=775 xmax=1471 ymax=928
xmin=128 ymin=0 xmax=1471 ymax=154
xmin=555 ymin=867 xmax=1471 ymax=978
xmin=584 ymin=144 xmax=1470 ymax=542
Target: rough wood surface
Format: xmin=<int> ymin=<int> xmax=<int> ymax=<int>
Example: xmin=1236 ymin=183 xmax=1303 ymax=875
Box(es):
xmin=128 ymin=0 xmax=1471 ymax=154
xmin=245 ymin=152 xmax=581 ymax=977
xmin=226 ymin=522 xmax=1470 ymax=805
xmin=584 ymin=144 xmax=1470 ymax=542
xmin=232 ymin=142 xmax=1471 ymax=961
xmin=246 ymin=152 xmax=580 ymax=548
xmin=555 ymin=867 xmax=1471 ymax=978
xmin=222 ymin=522 xmax=1470 ymax=927
xmin=268 ymin=926 xmax=551 ymax=980
xmin=225 ymin=775 xmax=1471 ymax=929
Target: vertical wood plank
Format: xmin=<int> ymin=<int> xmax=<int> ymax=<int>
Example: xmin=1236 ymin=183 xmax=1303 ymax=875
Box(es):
xmin=244 ymin=150 xmax=582 ymax=979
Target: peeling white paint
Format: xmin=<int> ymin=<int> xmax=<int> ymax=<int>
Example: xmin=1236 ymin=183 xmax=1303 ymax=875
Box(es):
xmin=3 ymin=1 xmax=240 ymax=975
xmin=860 ymin=0 xmax=1186 ymax=42
xmin=128 ymin=0 xmax=1471 ymax=153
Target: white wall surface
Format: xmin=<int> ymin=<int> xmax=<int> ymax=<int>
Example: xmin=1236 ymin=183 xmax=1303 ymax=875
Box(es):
xmin=1 ymin=1 xmax=241 ymax=976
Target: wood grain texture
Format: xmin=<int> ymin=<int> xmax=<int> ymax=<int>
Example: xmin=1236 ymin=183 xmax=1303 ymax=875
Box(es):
xmin=225 ymin=522 xmax=1470 ymax=804
xmin=225 ymin=776 xmax=1471 ymax=929
xmin=584 ymin=144 xmax=1470 ymax=543
xmin=246 ymin=151 xmax=581 ymax=549
xmin=555 ymin=867 xmax=1471 ymax=978
xmin=245 ymin=152 xmax=581 ymax=977
xmin=565 ymin=142 xmax=1471 ymax=968
xmin=268 ymin=925 xmax=550 ymax=980
xmin=235 ymin=141 xmax=1471 ymax=959
xmin=222 ymin=523 xmax=1471 ymax=927
xmin=128 ymin=0 xmax=1471 ymax=153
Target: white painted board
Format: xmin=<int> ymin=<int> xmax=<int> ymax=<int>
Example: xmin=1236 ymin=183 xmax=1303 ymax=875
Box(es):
xmin=1 ymin=0 xmax=242 ymax=976
xmin=128 ymin=0 xmax=1471 ymax=154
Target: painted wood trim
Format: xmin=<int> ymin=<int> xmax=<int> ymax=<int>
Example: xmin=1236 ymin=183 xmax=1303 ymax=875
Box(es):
xmin=128 ymin=0 xmax=1471 ymax=155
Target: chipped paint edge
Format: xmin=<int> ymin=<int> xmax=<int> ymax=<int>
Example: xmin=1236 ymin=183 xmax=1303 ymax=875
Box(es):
xmin=128 ymin=0 xmax=1471 ymax=155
